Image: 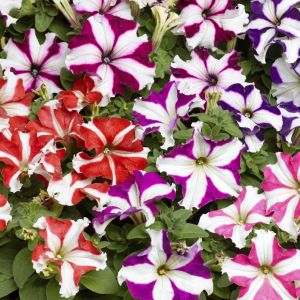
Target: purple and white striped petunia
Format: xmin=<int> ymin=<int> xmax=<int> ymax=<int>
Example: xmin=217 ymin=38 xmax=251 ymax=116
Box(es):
xmin=262 ymin=152 xmax=300 ymax=238
xmin=0 ymin=0 xmax=22 ymax=26
xmin=222 ymin=230 xmax=300 ymax=300
xmin=73 ymin=0 xmax=133 ymax=20
xmin=66 ymin=14 xmax=155 ymax=97
xmin=118 ymin=229 xmax=213 ymax=300
xmin=175 ymin=0 xmax=248 ymax=50
xmin=93 ymin=170 xmax=176 ymax=236
xmin=219 ymin=84 xmax=282 ymax=152
xmin=0 ymin=29 xmax=68 ymax=95
xmin=199 ymin=186 xmax=271 ymax=249
xmin=271 ymin=58 xmax=300 ymax=106
xmin=247 ymin=0 xmax=300 ymax=63
xmin=277 ymin=37 xmax=300 ymax=64
xmin=171 ymin=49 xmax=246 ymax=99
xmin=279 ymin=102 xmax=300 ymax=144
xmin=133 ymin=81 xmax=205 ymax=149
xmin=156 ymin=122 xmax=244 ymax=210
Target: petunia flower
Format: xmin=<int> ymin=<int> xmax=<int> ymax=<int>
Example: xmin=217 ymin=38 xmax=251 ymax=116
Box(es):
xmin=47 ymin=172 xmax=94 ymax=206
xmin=66 ymin=14 xmax=155 ymax=97
xmin=0 ymin=130 xmax=64 ymax=193
xmin=0 ymin=70 xmax=34 ymax=121
xmin=262 ymin=152 xmax=300 ymax=238
xmin=222 ymin=229 xmax=300 ymax=300
xmin=271 ymin=58 xmax=300 ymax=106
xmin=118 ymin=230 xmax=213 ymax=300
xmin=199 ymin=186 xmax=271 ymax=249
xmin=93 ymin=170 xmax=176 ymax=236
xmin=27 ymin=100 xmax=83 ymax=144
xmin=0 ymin=29 xmax=68 ymax=95
xmin=175 ymin=0 xmax=248 ymax=50
xmin=133 ymin=81 xmax=205 ymax=150
xmin=32 ymin=217 xmax=107 ymax=298
xmin=219 ymin=84 xmax=282 ymax=152
xmin=73 ymin=0 xmax=133 ymax=20
xmin=0 ymin=0 xmax=22 ymax=26
xmin=279 ymin=102 xmax=300 ymax=145
xmin=277 ymin=37 xmax=300 ymax=64
xmin=171 ymin=49 xmax=246 ymax=99
xmin=73 ymin=117 xmax=149 ymax=185
xmin=58 ymin=76 xmax=103 ymax=112
xmin=156 ymin=122 xmax=244 ymax=210
xmin=247 ymin=0 xmax=300 ymax=63
xmin=0 ymin=195 xmax=12 ymax=231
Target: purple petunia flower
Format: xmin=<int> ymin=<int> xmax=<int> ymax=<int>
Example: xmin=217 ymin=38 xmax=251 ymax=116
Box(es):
xmin=133 ymin=81 xmax=205 ymax=149
xmin=0 ymin=0 xmax=22 ymax=26
xmin=93 ymin=171 xmax=176 ymax=236
xmin=271 ymin=57 xmax=300 ymax=105
xmin=156 ymin=122 xmax=244 ymax=210
xmin=247 ymin=0 xmax=300 ymax=63
xmin=219 ymin=84 xmax=282 ymax=152
xmin=66 ymin=14 xmax=155 ymax=97
xmin=175 ymin=0 xmax=248 ymax=50
xmin=118 ymin=230 xmax=213 ymax=300
xmin=171 ymin=49 xmax=246 ymax=99
xmin=73 ymin=0 xmax=133 ymax=20
xmin=279 ymin=102 xmax=300 ymax=144
xmin=0 ymin=29 xmax=68 ymax=95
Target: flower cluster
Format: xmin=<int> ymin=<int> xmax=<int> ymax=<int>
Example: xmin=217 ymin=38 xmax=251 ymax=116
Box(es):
xmin=0 ymin=0 xmax=299 ymax=299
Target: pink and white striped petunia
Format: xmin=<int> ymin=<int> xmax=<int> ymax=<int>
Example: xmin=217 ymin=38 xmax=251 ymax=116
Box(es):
xmin=66 ymin=14 xmax=155 ymax=97
xmin=271 ymin=58 xmax=300 ymax=106
xmin=93 ymin=170 xmax=176 ymax=236
xmin=171 ymin=49 xmax=246 ymax=99
xmin=133 ymin=81 xmax=205 ymax=149
xmin=0 ymin=70 xmax=34 ymax=120
xmin=0 ymin=29 xmax=68 ymax=95
xmin=27 ymin=100 xmax=83 ymax=144
xmin=73 ymin=117 xmax=149 ymax=185
xmin=262 ymin=152 xmax=300 ymax=238
xmin=156 ymin=122 xmax=244 ymax=210
xmin=73 ymin=0 xmax=133 ymax=20
xmin=47 ymin=172 xmax=94 ymax=206
xmin=0 ymin=195 xmax=12 ymax=231
xmin=32 ymin=217 xmax=107 ymax=298
xmin=118 ymin=230 xmax=213 ymax=300
xmin=247 ymin=0 xmax=300 ymax=63
xmin=222 ymin=230 xmax=300 ymax=300
xmin=0 ymin=0 xmax=22 ymax=25
xmin=0 ymin=130 xmax=64 ymax=193
xmin=175 ymin=0 xmax=248 ymax=50
xmin=199 ymin=186 xmax=271 ymax=249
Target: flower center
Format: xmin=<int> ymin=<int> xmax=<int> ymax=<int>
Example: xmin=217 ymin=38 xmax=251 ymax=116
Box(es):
xmin=157 ymin=265 xmax=169 ymax=276
xmin=202 ymin=9 xmax=210 ymax=18
xmin=196 ymin=157 xmax=207 ymax=166
xmin=243 ymin=109 xmax=253 ymax=118
xmin=260 ymin=265 xmax=272 ymax=275
xmin=31 ymin=64 xmax=40 ymax=78
xmin=103 ymin=145 xmax=113 ymax=155
xmin=103 ymin=57 xmax=111 ymax=64
xmin=208 ymin=75 xmax=218 ymax=86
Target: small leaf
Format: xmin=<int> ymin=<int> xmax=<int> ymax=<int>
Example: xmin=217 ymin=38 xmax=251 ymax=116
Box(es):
xmin=0 ymin=275 xmax=18 ymax=298
xmin=19 ymin=275 xmax=47 ymax=300
xmin=217 ymin=273 xmax=232 ymax=288
xmin=174 ymin=224 xmax=209 ymax=239
xmin=127 ymin=224 xmax=148 ymax=240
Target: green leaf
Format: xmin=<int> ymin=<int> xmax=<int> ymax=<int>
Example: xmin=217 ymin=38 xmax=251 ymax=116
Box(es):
xmin=127 ymin=224 xmax=148 ymax=240
xmin=0 ymin=242 xmax=23 ymax=276
xmin=173 ymin=224 xmax=209 ymax=239
xmin=173 ymin=129 xmax=193 ymax=140
xmin=0 ymin=277 xmax=18 ymax=298
xmin=217 ymin=274 xmax=232 ymax=288
xmin=80 ymin=268 xmax=119 ymax=295
xmin=13 ymin=248 xmax=34 ymax=288
xmin=19 ymin=275 xmax=47 ymax=300
xmin=49 ymin=17 xmax=71 ymax=42
xmin=35 ymin=12 xmax=53 ymax=32
xmin=60 ymin=68 xmax=75 ymax=90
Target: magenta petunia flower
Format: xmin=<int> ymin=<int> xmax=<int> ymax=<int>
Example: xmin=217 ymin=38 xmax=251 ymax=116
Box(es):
xmin=66 ymin=14 xmax=155 ymax=97
xmin=222 ymin=230 xmax=300 ymax=300
xmin=171 ymin=49 xmax=246 ymax=99
xmin=0 ymin=29 xmax=68 ymax=95
xmin=0 ymin=0 xmax=22 ymax=25
xmin=175 ymin=0 xmax=248 ymax=50
xmin=118 ymin=230 xmax=213 ymax=300
xmin=156 ymin=122 xmax=244 ymax=210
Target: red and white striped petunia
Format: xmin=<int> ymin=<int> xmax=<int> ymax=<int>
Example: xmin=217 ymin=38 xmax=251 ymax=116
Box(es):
xmin=0 ymin=195 xmax=12 ymax=231
xmin=73 ymin=117 xmax=149 ymax=185
xmin=32 ymin=217 xmax=107 ymax=298
xmin=58 ymin=76 xmax=103 ymax=112
xmin=0 ymin=130 xmax=64 ymax=192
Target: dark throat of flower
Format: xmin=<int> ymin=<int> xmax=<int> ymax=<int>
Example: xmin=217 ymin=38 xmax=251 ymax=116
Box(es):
xmin=157 ymin=265 xmax=169 ymax=276
xmin=31 ymin=64 xmax=40 ymax=78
